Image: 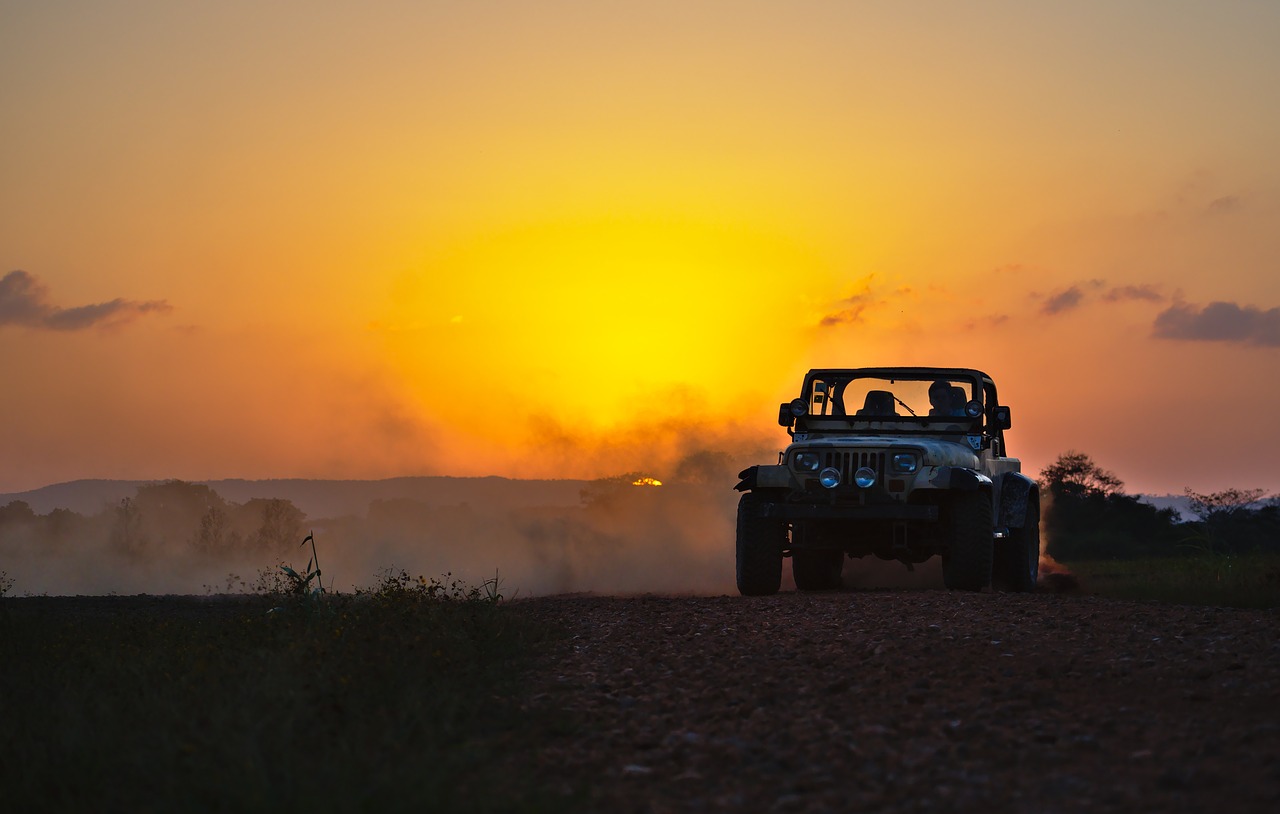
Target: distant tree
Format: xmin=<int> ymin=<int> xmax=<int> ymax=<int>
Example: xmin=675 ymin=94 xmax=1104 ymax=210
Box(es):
xmin=110 ymin=497 xmax=146 ymax=556
xmin=1040 ymin=451 xmax=1124 ymax=499
xmin=1039 ymin=451 xmax=1181 ymax=560
xmin=44 ymin=507 xmax=93 ymax=550
xmin=1182 ymin=487 xmax=1276 ymax=555
xmin=133 ymin=480 xmax=228 ymax=550
xmin=1184 ymin=487 xmax=1268 ymax=521
xmin=195 ymin=504 xmax=236 ymax=556
xmin=240 ymin=498 xmax=305 ymax=556
xmin=0 ymin=501 xmax=40 ymax=556
xmin=0 ymin=500 xmax=37 ymax=526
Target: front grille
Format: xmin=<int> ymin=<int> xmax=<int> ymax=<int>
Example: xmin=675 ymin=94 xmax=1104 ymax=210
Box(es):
xmin=822 ymin=450 xmax=887 ymax=486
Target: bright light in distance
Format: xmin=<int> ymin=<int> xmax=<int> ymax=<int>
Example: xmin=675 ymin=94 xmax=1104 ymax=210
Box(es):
xmin=632 ymin=477 xmax=663 ymax=487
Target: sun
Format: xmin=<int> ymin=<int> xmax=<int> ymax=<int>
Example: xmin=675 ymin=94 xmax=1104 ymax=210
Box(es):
xmin=381 ymin=213 xmax=849 ymax=436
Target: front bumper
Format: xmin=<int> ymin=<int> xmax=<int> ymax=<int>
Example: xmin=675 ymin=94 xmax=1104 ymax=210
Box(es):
xmin=744 ymin=501 xmax=939 ymax=522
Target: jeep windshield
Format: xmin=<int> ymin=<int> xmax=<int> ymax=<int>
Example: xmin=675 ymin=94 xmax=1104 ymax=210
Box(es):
xmin=800 ymin=372 xmax=984 ymax=431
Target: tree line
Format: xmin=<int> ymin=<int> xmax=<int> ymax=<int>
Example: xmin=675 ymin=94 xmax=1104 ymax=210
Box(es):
xmin=0 ymin=480 xmax=304 ymax=560
xmin=1039 ymin=451 xmax=1278 ymax=560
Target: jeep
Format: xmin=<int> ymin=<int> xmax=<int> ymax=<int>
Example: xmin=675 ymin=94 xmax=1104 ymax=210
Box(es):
xmin=734 ymin=367 xmax=1039 ymax=595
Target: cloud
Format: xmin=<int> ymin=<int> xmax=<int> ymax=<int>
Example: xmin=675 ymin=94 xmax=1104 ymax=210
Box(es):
xmin=1206 ymin=195 xmax=1241 ymax=216
xmin=818 ymin=276 xmax=885 ymax=327
xmin=1041 ymin=285 xmax=1086 ymax=315
xmin=1040 ymin=280 xmax=1166 ymax=315
xmin=1153 ymin=301 xmax=1280 ymax=348
xmin=1102 ymin=284 xmax=1165 ymax=303
xmin=819 ymin=295 xmax=873 ymax=327
xmin=0 ymin=270 xmax=171 ymax=331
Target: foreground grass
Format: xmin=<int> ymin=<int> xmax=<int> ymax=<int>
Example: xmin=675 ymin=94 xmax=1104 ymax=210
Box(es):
xmin=0 ymin=584 xmax=567 ymax=813
xmin=1066 ymin=551 xmax=1280 ymax=608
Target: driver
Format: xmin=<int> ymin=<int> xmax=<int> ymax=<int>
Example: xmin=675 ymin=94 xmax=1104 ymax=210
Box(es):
xmin=928 ymin=380 xmax=965 ymax=417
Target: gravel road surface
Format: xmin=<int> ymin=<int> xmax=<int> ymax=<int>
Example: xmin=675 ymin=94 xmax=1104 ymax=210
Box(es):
xmin=514 ymin=591 xmax=1280 ymax=813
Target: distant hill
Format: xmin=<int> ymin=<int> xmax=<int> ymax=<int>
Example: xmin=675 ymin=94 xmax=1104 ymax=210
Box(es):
xmin=0 ymin=476 xmax=594 ymax=520
xmin=1137 ymin=493 xmax=1197 ymax=523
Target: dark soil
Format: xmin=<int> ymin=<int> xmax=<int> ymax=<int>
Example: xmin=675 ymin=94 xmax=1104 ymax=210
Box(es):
xmin=7 ymin=590 xmax=1277 ymax=812
xmin=512 ymin=591 xmax=1280 ymax=813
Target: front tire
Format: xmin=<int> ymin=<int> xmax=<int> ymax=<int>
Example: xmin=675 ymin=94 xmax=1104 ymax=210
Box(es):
xmin=792 ymin=549 xmax=844 ymax=591
xmin=995 ymin=495 xmax=1040 ymax=592
xmin=736 ymin=493 xmax=784 ymax=596
xmin=942 ymin=491 xmax=994 ymax=591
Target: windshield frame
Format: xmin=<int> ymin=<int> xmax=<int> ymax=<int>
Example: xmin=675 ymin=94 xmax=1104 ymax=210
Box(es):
xmin=793 ymin=367 xmax=997 ymax=437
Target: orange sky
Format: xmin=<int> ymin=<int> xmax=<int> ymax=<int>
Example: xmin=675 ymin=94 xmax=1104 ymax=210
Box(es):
xmin=3 ymin=1 xmax=1279 ymax=496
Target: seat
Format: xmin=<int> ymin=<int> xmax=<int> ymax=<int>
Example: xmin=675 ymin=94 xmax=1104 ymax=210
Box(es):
xmin=856 ymin=390 xmax=898 ymax=416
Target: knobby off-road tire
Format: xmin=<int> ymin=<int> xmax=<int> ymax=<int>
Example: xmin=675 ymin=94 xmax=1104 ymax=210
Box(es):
xmin=736 ymin=493 xmax=784 ymax=596
xmin=994 ymin=495 xmax=1040 ymax=592
xmin=792 ymin=549 xmax=844 ymax=591
xmin=942 ymin=491 xmax=994 ymax=591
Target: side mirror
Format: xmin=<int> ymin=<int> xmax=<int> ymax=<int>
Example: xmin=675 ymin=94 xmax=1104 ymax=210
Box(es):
xmin=990 ymin=405 xmax=1012 ymax=430
xmin=778 ymin=398 xmax=808 ymax=427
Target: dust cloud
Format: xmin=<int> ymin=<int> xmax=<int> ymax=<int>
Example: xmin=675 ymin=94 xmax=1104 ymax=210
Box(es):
xmin=1037 ymin=495 xmax=1080 ymax=592
xmin=1 ymin=446 xmax=1058 ymax=597
xmin=0 ymin=452 xmax=755 ymax=597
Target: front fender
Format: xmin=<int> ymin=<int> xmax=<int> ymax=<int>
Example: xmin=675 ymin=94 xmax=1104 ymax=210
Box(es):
xmin=734 ymin=465 xmax=792 ymax=492
xmin=998 ymin=472 xmax=1039 ymax=528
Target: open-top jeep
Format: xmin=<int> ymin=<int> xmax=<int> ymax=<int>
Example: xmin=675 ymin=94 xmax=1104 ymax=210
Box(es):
xmin=734 ymin=367 xmax=1039 ymax=595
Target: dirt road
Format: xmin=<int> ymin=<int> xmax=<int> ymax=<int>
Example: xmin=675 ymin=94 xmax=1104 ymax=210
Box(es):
xmin=513 ymin=591 xmax=1280 ymax=813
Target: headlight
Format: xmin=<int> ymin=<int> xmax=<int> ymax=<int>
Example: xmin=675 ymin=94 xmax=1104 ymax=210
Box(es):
xmin=818 ymin=467 xmax=842 ymax=489
xmin=793 ymin=452 xmax=821 ymax=472
xmin=891 ymin=453 xmax=918 ymax=474
xmin=853 ymin=467 xmax=877 ymax=489
xmin=965 ymin=400 xmax=983 ymax=418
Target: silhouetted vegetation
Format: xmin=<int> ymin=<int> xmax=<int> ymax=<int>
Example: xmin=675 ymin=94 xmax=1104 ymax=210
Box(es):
xmin=1182 ymin=486 xmax=1277 ymax=555
xmin=3 ymin=480 xmax=306 ymax=559
xmin=0 ymin=575 xmax=565 ymax=813
xmin=1066 ymin=553 xmax=1280 ymax=609
xmin=1040 ymin=450 xmax=1278 ymax=561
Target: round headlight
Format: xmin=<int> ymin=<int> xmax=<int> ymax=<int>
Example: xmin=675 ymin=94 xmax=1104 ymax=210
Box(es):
xmin=818 ymin=467 xmax=842 ymax=489
xmin=854 ymin=466 xmax=877 ymax=489
xmin=789 ymin=398 xmax=809 ymax=418
xmin=794 ymin=452 xmax=821 ymax=471
xmin=965 ymin=400 xmax=983 ymax=418
xmin=891 ymin=453 xmax=918 ymax=474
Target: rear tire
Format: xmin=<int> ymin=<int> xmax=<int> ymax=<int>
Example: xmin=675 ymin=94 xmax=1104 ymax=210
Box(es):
xmin=793 ymin=549 xmax=844 ymax=591
xmin=736 ymin=493 xmax=784 ymax=596
xmin=942 ymin=491 xmax=994 ymax=591
xmin=995 ymin=495 xmax=1040 ymax=592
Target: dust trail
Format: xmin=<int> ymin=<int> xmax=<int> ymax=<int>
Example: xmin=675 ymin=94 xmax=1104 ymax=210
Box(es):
xmin=0 ymin=455 xmax=750 ymax=597
xmin=317 ymin=478 xmax=742 ymax=597
xmin=3 ymin=455 xmax=1061 ymax=597
xmin=1037 ymin=494 xmax=1080 ymax=592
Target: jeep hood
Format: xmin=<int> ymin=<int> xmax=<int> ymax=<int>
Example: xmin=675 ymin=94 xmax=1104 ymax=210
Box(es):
xmin=788 ymin=436 xmax=981 ymax=469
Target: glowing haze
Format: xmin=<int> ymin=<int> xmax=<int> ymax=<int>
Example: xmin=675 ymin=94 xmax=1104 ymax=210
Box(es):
xmin=3 ymin=1 xmax=1279 ymax=496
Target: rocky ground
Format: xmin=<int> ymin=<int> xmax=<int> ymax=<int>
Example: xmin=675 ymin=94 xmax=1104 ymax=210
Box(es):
xmin=513 ymin=590 xmax=1280 ymax=813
